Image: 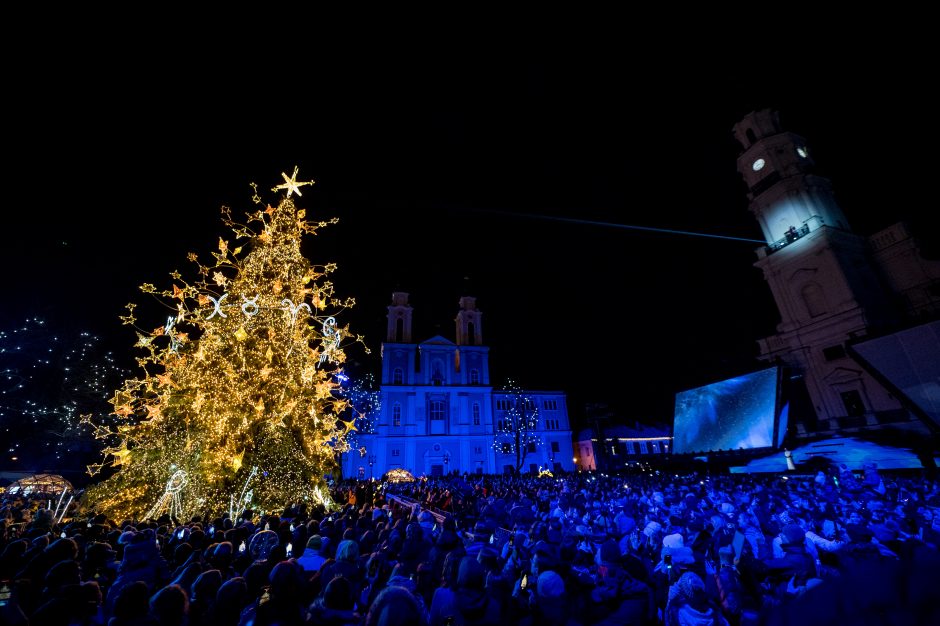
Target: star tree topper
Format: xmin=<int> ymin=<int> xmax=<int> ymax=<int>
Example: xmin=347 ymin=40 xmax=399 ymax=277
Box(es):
xmin=273 ymin=166 xmax=315 ymax=198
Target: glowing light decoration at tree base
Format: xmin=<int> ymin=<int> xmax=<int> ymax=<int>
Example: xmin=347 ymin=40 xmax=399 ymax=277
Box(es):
xmin=229 ymin=465 xmax=258 ymax=520
xmin=144 ymin=469 xmax=188 ymax=521
xmin=81 ymin=168 xmax=362 ymax=521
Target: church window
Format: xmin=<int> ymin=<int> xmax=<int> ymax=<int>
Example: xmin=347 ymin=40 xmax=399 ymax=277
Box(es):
xmin=496 ymin=399 xmax=511 ymax=411
xmin=470 ymin=369 xmax=480 ymax=385
xmin=551 ymin=441 xmax=560 ymax=453
xmin=801 ymin=283 xmax=828 ymax=318
xmin=430 ymin=400 xmax=445 ymax=420
xmin=527 ymin=442 xmax=536 ymax=453
xmin=472 ymin=403 xmax=481 ymax=426
xmin=393 ymin=368 xmax=404 ymax=385
xmin=393 ymin=403 xmax=402 ymax=427
xmin=543 ymin=399 xmax=557 ymax=410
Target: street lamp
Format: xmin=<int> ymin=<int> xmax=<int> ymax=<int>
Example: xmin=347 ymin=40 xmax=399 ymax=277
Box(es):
xmin=368 ymin=455 xmax=375 ymax=480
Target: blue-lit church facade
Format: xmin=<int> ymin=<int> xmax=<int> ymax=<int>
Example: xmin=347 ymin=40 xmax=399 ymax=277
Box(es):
xmin=340 ymin=293 xmax=575 ymax=479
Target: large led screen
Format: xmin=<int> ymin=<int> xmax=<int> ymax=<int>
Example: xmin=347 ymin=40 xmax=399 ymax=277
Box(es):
xmin=673 ymin=366 xmax=780 ymax=454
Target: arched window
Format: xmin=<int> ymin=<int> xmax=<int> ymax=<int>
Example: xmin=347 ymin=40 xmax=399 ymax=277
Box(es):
xmin=470 ymin=369 xmax=480 ymax=385
xmin=472 ymin=403 xmax=481 ymax=426
xmin=467 ymin=321 xmax=476 ymax=345
xmin=395 ymin=318 xmax=404 ymax=342
xmin=393 ymin=403 xmax=402 ymax=427
xmin=801 ymin=283 xmax=828 ymax=318
xmin=393 ymin=368 xmax=404 ymax=385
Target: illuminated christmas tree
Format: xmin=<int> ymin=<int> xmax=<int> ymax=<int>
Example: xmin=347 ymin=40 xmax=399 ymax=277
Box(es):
xmin=82 ymin=167 xmax=365 ymax=521
xmin=492 ymin=379 xmax=541 ymax=473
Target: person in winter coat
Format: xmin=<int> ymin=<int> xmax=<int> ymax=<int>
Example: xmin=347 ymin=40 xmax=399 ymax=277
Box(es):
xmin=665 ymin=572 xmax=729 ymax=626
xmin=589 ymin=539 xmax=655 ymax=626
xmin=105 ymin=531 xmax=170 ymax=621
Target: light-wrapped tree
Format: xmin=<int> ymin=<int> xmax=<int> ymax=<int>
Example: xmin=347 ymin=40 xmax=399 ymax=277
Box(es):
xmin=492 ymin=379 xmax=541 ymax=473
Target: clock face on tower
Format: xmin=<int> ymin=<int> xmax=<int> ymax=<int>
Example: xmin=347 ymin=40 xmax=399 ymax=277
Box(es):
xmin=752 ymin=158 xmax=766 ymax=171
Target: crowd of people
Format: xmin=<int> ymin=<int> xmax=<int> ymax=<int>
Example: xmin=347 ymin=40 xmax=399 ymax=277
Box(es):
xmin=1 ymin=462 xmax=939 ymax=625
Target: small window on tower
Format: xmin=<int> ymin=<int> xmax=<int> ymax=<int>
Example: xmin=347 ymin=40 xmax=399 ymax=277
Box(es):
xmin=393 ymin=368 xmax=404 ymax=385
xmin=801 ymin=283 xmax=828 ymax=318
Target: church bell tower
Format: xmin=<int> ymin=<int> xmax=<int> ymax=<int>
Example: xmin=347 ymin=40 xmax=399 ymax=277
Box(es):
xmin=386 ymin=292 xmax=413 ymax=343
xmin=735 ymin=110 xmax=912 ymax=434
xmin=455 ymin=296 xmax=483 ymax=346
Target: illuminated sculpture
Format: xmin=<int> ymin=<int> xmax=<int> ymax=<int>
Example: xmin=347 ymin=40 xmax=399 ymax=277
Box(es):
xmin=144 ymin=469 xmax=188 ymax=521
xmin=82 ymin=169 xmax=365 ymax=520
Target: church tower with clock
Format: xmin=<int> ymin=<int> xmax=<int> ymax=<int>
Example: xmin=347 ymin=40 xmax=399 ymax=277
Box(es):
xmin=734 ymin=110 xmax=940 ymax=437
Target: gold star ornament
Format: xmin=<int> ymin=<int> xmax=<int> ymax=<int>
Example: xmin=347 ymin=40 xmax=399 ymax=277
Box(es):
xmin=272 ymin=166 xmax=315 ymax=198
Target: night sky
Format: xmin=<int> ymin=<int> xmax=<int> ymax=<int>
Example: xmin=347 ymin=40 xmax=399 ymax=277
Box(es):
xmin=4 ymin=48 xmax=937 ymax=432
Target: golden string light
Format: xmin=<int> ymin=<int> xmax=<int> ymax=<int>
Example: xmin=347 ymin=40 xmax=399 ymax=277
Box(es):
xmin=81 ymin=168 xmax=367 ymax=521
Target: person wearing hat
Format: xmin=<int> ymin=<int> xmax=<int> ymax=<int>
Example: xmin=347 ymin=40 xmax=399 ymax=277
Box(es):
xmin=587 ymin=539 xmax=655 ymax=626
xmin=81 ymin=541 xmax=118 ymax=596
xmin=455 ymin=556 xmax=502 ymax=626
xmin=665 ymin=571 xmax=729 ymax=626
xmin=104 ymin=530 xmax=170 ymax=622
xmin=770 ymin=519 xmax=800 ymax=559
xmin=712 ymin=545 xmax=751 ymax=626
xmin=762 ymin=524 xmax=815 ymax=595
xmin=652 ymin=545 xmax=697 ymax=617
xmin=417 ymin=509 xmax=438 ymax=542
xmin=297 ymin=534 xmax=326 ymax=573
xmin=518 ymin=570 xmax=581 ymax=626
